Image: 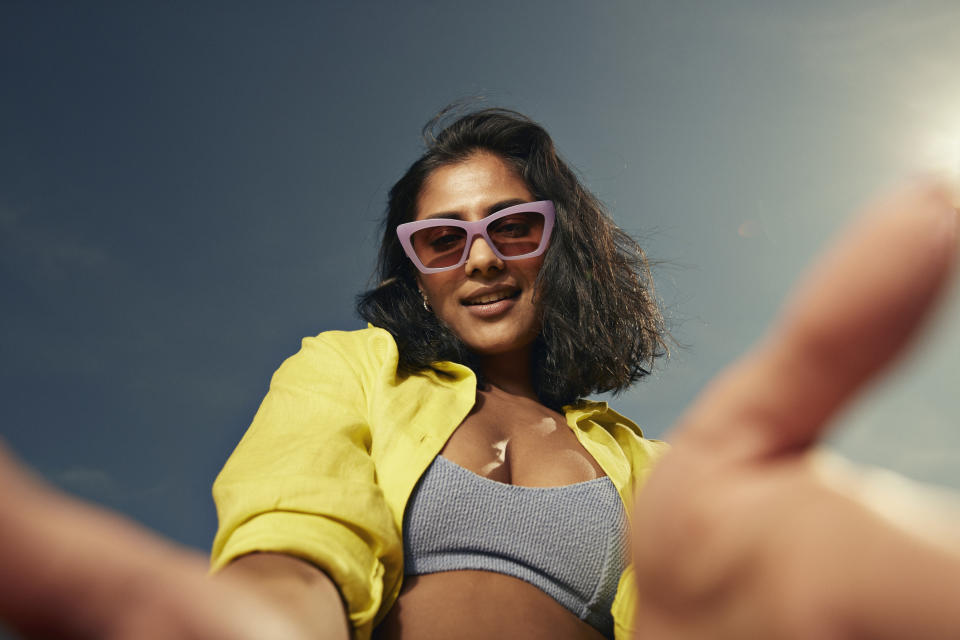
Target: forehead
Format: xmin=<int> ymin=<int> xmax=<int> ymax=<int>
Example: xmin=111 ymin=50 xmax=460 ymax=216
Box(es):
xmin=416 ymin=152 xmax=532 ymax=220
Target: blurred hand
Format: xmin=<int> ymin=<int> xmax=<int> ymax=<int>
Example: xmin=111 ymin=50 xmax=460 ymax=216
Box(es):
xmin=100 ymin=555 xmax=314 ymax=640
xmin=0 ymin=443 xmax=313 ymax=640
xmin=632 ymin=180 xmax=960 ymax=639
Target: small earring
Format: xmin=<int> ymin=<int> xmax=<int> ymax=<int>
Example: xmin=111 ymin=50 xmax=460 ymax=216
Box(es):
xmin=419 ymin=289 xmax=431 ymax=312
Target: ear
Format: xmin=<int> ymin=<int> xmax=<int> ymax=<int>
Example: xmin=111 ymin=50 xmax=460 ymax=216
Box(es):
xmin=415 ymin=276 xmax=433 ymax=312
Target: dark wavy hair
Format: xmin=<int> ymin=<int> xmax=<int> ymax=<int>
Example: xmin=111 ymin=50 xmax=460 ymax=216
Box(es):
xmin=356 ymin=107 xmax=667 ymax=409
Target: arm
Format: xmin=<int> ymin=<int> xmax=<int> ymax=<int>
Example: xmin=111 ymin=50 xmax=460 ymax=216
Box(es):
xmin=0 ymin=442 xmax=312 ymax=640
xmin=0 ymin=334 xmax=398 ymax=639
xmin=631 ymin=179 xmax=960 ymax=638
xmin=210 ymin=332 xmax=403 ymax=640
xmin=216 ymin=553 xmax=350 ymax=640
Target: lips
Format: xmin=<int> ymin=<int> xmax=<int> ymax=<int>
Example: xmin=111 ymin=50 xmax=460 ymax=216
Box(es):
xmin=461 ymin=287 xmax=520 ymax=306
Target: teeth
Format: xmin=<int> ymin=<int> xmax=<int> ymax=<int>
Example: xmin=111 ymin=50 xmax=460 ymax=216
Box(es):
xmin=466 ymin=291 xmax=515 ymax=305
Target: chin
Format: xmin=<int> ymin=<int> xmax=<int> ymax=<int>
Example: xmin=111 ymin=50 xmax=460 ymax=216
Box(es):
xmin=468 ymin=342 xmax=519 ymax=357
xmin=461 ymin=330 xmax=539 ymax=357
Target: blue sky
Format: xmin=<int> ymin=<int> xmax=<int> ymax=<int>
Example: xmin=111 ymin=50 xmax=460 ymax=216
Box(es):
xmin=2 ymin=0 xmax=959 ymax=553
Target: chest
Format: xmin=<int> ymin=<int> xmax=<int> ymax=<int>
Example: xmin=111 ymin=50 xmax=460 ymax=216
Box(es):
xmin=439 ymin=388 xmax=607 ymax=487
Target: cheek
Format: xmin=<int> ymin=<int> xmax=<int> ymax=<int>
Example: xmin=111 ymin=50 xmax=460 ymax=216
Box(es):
xmin=519 ymin=257 xmax=545 ymax=285
xmin=419 ymin=274 xmax=458 ymax=307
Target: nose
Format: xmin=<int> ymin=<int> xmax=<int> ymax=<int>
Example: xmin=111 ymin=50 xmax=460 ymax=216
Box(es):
xmin=464 ymin=233 xmax=504 ymax=276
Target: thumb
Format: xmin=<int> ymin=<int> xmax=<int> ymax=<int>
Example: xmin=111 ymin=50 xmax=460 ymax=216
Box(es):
xmin=673 ymin=179 xmax=958 ymax=464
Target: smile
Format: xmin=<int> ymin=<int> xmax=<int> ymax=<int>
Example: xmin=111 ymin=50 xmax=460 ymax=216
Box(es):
xmin=461 ymin=289 xmax=521 ymax=306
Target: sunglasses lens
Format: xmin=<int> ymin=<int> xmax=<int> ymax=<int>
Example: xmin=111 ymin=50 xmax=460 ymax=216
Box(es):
xmin=410 ymin=225 xmax=468 ymax=269
xmin=488 ymin=211 xmax=545 ymax=257
xmin=408 ymin=210 xmax=547 ymax=270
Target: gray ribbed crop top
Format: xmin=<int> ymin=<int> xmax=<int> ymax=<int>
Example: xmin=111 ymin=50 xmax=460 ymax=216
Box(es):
xmin=402 ymin=455 xmax=628 ymax=639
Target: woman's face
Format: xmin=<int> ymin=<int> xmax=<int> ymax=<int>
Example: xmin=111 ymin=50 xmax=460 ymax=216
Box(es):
xmin=414 ymin=151 xmax=545 ymax=357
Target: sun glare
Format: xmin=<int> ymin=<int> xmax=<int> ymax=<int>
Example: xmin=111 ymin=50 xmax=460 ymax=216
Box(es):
xmin=908 ymin=120 xmax=960 ymax=205
xmin=922 ymin=135 xmax=960 ymax=180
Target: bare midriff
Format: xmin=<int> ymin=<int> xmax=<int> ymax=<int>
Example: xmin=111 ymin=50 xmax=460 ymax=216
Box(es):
xmin=374 ymin=571 xmax=606 ymax=640
xmin=373 ymin=386 xmax=612 ymax=639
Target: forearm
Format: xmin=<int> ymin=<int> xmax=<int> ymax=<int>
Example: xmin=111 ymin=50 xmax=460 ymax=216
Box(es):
xmin=216 ymin=552 xmax=351 ymax=640
xmin=0 ymin=446 xmax=337 ymax=640
xmin=0 ymin=444 xmax=188 ymax=637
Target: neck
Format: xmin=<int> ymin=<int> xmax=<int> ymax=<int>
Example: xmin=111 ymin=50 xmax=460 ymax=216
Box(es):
xmin=478 ymin=348 xmax=538 ymax=400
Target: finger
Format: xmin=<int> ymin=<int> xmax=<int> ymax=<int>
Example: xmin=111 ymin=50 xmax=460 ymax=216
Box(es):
xmin=673 ymin=178 xmax=958 ymax=463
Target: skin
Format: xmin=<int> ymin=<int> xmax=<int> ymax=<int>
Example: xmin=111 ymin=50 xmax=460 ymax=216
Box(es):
xmin=414 ymin=151 xmax=546 ymax=398
xmin=377 ymin=150 xmax=609 ymax=638
xmin=1 ymin=179 xmax=958 ymax=639
xmin=0 ymin=443 xmax=331 ymax=640
xmin=630 ymin=179 xmax=960 ymax=639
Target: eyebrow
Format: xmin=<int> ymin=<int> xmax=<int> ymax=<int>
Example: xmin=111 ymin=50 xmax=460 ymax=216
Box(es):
xmin=421 ymin=199 xmax=530 ymax=221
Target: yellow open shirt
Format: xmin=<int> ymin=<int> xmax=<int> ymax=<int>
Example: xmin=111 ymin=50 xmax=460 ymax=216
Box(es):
xmin=210 ymin=326 xmax=667 ymax=639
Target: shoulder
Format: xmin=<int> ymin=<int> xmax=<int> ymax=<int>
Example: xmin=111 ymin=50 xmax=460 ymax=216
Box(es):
xmin=274 ymin=325 xmax=401 ymax=385
xmin=565 ymin=400 xmax=670 ymax=460
xmin=564 ymin=400 xmax=643 ymax=437
xmin=295 ymin=324 xmax=399 ymax=364
xmin=568 ymin=400 xmax=642 ymax=433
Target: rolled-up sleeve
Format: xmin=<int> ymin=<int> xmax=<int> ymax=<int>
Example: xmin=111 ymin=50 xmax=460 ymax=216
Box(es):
xmin=210 ymin=333 xmax=401 ymax=639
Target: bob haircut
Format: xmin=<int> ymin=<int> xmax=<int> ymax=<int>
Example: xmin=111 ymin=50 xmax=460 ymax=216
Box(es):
xmin=356 ymin=107 xmax=667 ymax=410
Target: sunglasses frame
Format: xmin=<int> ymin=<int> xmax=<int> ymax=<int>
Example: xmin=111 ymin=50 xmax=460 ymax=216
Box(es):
xmin=396 ymin=200 xmax=556 ymax=274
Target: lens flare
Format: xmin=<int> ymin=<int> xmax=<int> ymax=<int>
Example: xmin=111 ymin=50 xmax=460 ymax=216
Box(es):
xmin=921 ymin=135 xmax=960 ymax=182
xmin=907 ymin=107 xmax=960 ymax=204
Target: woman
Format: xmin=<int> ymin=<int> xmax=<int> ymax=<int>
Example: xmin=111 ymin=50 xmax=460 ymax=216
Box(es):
xmin=1 ymin=112 xmax=957 ymax=640
xmin=210 ymin=108 xmax=671 ymax=640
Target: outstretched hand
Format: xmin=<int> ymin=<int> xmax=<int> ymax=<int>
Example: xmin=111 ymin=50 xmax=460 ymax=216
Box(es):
xmin=0 ymin=443 xmax=314 ymax=640
xmin=631 ymin=180 xmax=960 ymax=639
